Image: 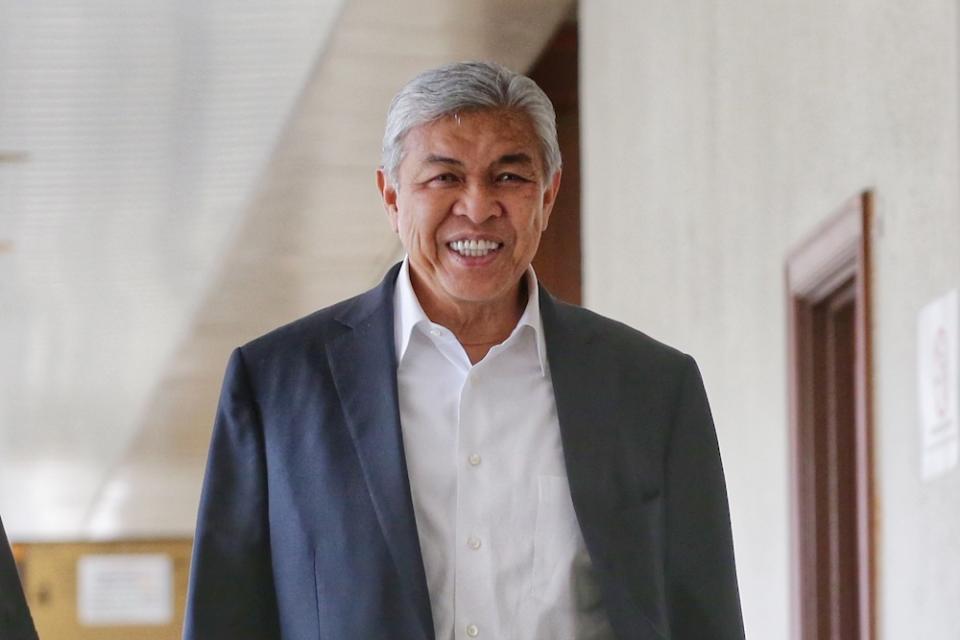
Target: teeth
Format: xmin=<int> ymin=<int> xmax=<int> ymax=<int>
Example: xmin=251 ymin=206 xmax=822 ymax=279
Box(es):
xmin=449 ymin=239 xmax=501 ymax=257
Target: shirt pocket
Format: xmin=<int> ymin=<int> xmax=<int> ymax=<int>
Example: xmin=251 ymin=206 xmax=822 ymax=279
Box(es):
xmin=532 ymin=474 xmax=584 ymax=599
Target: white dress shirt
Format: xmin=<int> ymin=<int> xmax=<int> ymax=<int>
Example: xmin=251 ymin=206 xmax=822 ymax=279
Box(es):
xmin=394 ymin=259 xmax=614 ymax=640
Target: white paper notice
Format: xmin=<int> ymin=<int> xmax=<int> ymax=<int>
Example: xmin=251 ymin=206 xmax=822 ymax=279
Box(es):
xmin=917 ymin=289 xmax=959 ymax=481
xmin=77 ymin=554 xmax=173 ymax=626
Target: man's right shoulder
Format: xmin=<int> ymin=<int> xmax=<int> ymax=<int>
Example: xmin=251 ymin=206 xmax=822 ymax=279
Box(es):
xmin=243 ymin=296 xmax=353 ymax=353
xmin=235 ymin=263 xmax=400 ymax=367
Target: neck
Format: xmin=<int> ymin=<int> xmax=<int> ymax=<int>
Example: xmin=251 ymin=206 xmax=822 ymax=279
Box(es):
xmin=412 ymin=275 xmax=528 ymax=364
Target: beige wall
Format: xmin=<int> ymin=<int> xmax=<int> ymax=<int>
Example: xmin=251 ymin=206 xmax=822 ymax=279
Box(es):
xmin=580 ymin=1 xmax=960 ymax=637
xmin=17 ymin=539 xmax=192 ymax=640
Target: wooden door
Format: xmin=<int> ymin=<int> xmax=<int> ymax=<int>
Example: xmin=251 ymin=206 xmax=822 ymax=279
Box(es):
xmin=529 ymin=17 xmax=581 ymax=305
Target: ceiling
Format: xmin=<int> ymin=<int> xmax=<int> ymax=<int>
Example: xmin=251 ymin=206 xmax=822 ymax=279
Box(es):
xmin=0 ymin=0 xmax=574 ymax=540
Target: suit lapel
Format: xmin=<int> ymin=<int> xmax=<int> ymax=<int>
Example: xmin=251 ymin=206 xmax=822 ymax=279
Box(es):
xmin=540 ymin=290 xmax=668 ymax=640
xmin=539 ymin=289 xmax=622 ymax=527
xmin=327 ymin=265 xmax=434 ymax=640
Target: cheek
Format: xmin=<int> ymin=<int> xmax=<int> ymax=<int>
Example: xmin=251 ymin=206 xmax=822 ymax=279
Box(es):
xmin=397 ymin=212 xmax=441 ymax=258
xmin=513 ymin=202 xmax=548 ymax=242
xmin=397 ymin=191 xmax=459 ymax=258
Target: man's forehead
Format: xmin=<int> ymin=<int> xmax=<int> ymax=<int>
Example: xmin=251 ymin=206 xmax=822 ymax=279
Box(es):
xmin=402 ymin=109 xmax=543 ymax=166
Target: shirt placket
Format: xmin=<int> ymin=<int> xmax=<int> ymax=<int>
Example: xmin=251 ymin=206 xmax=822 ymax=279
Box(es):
xmin=454 ymin=365 xmax=496 ymax=640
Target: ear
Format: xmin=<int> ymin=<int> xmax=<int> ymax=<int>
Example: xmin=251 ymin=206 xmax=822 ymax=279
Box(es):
xmin=376 ymin=167 xmax=400 ymax=233
xmin=539 ymin=168 xmax=562 ymax=230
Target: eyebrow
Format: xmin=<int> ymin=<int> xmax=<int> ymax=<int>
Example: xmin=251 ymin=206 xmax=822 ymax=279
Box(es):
xmin=496 ymin=153 xmax=535 ymax=167
xmin=422 ymin=152 xmax=535 ymax=167
xmin=424 ymin=154 xmax=464 ymax=166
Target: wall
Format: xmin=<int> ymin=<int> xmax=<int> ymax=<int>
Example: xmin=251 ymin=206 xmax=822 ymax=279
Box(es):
xmin=0 ymin=0 xmax=346 ymax=540
xmin=580 ymin=1 xmax=960 ymax=637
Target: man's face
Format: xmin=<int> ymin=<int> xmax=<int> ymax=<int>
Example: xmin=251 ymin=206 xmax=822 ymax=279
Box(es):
xmin=377 ymin=109 xmax=561 ymax=315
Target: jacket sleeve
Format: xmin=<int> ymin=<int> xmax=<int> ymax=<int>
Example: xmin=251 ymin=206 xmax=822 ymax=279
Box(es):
xmin=663 ymin=356 xmax=745 ymax=639
xmin=183 ymin=348 xmax=281 ymax=640
xmin=0 ymin=516 xmax=38 ymax=640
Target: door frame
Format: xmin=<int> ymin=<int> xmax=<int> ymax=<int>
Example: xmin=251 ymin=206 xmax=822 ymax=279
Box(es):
xmin=785 ymin=191 xmax=876 ymax=640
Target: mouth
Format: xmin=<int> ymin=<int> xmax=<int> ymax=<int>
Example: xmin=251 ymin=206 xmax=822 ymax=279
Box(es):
xmin=447 ymin=238 xmax=504 ymax=258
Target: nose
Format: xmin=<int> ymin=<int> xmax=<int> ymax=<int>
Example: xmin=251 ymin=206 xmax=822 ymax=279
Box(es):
xmin=453 ymin=183 xmax=502 ymax=224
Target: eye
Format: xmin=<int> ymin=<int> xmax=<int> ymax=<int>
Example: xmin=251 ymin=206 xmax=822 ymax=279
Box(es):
xmin=495 ymin=172 xmax=529 ymax=183
xmin=429 ymin=172 xmax=460 ymax=185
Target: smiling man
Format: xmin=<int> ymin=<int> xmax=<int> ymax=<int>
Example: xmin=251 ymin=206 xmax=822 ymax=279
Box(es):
xmin=185 ymin=62 xmax=744 ymax=640
xmin=377 ymin=107 xmax=560 ymax=363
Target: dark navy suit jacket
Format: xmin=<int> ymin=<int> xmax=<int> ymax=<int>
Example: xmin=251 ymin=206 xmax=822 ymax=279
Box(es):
xmin=0 ymin=517 xmax=37 ymax=640
xmin=184 ymin=264 xmax=744 ymax=640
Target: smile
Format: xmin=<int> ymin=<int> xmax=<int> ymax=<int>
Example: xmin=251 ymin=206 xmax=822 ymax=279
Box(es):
xmin=447 ymin=239 xmax=503 ymax=257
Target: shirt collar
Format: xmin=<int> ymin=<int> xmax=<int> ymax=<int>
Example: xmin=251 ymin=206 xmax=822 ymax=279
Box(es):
xmin=394 ymin=258 xmax=431 ymax=363
xmin=393 ymin=257 xmax=548 ymax=375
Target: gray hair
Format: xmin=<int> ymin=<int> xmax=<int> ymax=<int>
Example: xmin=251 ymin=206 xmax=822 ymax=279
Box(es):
xmin=381 ymin=61 xmax=561 ymax=184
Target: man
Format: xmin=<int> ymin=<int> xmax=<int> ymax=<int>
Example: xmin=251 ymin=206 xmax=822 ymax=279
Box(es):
xmin=185 ymin=61 xmax=744 ymax=640
xmin=0 ymin=516 xmax=38 ymax=640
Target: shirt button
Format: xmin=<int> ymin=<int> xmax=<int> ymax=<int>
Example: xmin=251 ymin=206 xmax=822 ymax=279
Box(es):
xmin=466 ymin=624 xmax=479 ymax=637
xmin=467 ymin=536 xmax=482 ymax=550
xmin=429 ymin=327 xmax=442 ymax=337
xmin=468 ymin=453 xmax=482 ymax=466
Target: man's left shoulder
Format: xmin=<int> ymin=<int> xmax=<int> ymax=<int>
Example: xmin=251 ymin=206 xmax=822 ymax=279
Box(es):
xmin=544 ymin=295 xmax=692 ymax=372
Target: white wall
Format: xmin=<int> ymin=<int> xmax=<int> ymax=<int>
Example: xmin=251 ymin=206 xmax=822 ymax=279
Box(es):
xmin=580 ymin=1 xmax=960 ymax=637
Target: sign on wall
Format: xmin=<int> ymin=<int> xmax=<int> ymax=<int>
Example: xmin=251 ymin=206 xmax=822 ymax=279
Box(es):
xmin=77 ymin=554 xmax=173 ymax=626
xmin=917 ymin=289 xmax=959 ymax=480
